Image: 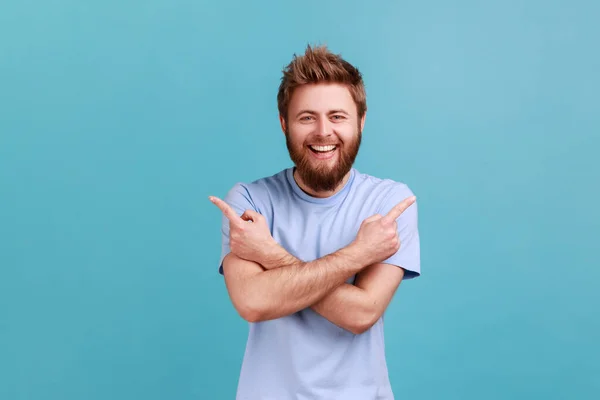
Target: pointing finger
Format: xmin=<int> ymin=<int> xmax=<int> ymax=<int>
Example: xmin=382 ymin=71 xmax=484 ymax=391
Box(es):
xmin=382 ymin=196 xmax=416 ymax=223
xmin=209 ymin=196 xmax=242 ymax=226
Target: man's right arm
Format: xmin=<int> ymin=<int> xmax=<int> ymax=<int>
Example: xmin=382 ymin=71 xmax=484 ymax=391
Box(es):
xmin=221 ymin=242 xmax=367 ymax=323
xmin=214 ymin=183 xmax=367 ymax=322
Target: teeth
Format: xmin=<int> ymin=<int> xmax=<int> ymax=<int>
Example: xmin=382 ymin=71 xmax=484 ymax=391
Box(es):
xmin=310 ymin=145 xmax=336 ymax=152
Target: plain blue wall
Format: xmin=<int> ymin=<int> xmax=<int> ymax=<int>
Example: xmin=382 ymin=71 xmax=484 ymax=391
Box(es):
xmin=1 ymin=1 xmax=598 ymax=399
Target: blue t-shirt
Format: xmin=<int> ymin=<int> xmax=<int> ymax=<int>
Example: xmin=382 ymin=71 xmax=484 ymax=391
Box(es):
xmin=219 ymin=167 xmax=420 ymax=400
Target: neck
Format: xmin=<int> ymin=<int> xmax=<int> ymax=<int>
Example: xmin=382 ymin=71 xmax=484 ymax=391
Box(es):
xmin=292 ymin=168 xmax=352 ymax=199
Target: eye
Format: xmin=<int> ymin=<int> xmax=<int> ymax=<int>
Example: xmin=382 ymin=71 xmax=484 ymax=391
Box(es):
xmin=331 ymin=114 xmax=346 ymax=121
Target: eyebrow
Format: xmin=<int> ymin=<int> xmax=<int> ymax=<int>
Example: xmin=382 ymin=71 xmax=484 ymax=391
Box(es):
xmin=295 ymin=109 xmax=350 ymax=118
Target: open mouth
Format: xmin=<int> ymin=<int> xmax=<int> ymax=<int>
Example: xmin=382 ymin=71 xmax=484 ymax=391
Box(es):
xmin=308 ymin=145 xmax=337 ymax=154
xmin=307 ymin=144 xmax=337 ymax=160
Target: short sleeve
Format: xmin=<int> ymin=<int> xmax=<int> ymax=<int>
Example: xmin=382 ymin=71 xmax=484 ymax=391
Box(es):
xmin=218 ymin=183 xmax=259 ymax=275
xmin=377 ymin=184 xmax=421 ymax=279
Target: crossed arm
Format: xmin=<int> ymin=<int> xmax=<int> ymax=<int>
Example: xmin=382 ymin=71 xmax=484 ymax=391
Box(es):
xmin=211 ymin=188 xmax=418 ymax=334
xmin=221 ymin=246 xmax=405 ymax=334
xmin=311 ymin=263 xmax=405 ymax=334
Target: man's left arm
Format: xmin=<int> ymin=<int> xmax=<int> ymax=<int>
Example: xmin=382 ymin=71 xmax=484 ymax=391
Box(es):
xmin=310 ymin=186 xmax=421 ymax=334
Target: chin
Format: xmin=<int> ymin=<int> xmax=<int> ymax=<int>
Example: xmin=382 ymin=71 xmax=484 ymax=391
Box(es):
xmin=285 ymin=135 xmax=360 ymax=192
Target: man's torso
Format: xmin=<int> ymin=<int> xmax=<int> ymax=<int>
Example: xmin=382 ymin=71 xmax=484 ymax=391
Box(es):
xmin=220 ymin=167 xmax=415 ymax=399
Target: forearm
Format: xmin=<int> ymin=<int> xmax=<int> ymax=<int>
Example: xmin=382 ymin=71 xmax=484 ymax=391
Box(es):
xmin=239 ymin=244 xmax=366 ymax=322
xmin=310 ymin=284 xmax=377 ymax=334
xmin=262 ymin=244 xmax=377 ymax=332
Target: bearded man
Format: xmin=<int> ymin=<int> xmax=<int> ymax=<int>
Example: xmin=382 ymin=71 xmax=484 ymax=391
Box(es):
xmin=210 ymin=44 xmax=421 ymax=400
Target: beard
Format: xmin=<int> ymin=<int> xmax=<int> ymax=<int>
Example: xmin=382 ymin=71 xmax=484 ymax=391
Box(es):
xmin=285 ymin=129 xmax=362 ymax=193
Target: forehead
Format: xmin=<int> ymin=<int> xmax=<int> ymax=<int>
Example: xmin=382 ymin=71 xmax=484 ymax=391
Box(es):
xmin=289 ymin=83 xmax=355 ymax=113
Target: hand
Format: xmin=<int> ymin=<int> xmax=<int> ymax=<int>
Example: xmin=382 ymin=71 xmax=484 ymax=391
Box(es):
xmin=352 ymin=196 xmax=416 ymax=266
xmin=209 ymin=196 xmax=281 ymax=268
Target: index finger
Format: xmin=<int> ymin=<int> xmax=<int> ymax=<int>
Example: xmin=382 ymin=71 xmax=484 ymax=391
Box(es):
xmin=382 ymin=196 xmax=416 ymax=223
xmin=209 ymin=196 xmax=242 ymax=226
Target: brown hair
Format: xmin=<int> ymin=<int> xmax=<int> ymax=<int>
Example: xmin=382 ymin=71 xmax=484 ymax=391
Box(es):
xmin=277 ymin=44 xmax=367 ymax=122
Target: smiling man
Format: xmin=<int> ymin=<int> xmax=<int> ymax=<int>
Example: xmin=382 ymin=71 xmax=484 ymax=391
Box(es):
xmin=210 ymin=45 xmax=421 ymax=400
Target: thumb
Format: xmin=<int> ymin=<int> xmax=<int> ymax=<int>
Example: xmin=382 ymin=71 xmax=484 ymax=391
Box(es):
xmin=241 ymin=209 xmax=262 ymax=222
xmin=364 ymin=213 xmax=383 ymax=223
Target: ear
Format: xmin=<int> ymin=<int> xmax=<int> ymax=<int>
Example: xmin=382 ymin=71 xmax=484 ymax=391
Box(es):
xmin=279 ymin=114 xmax=287 ymax=135
xmin=360 ymin=112 xmax=366 ymax=132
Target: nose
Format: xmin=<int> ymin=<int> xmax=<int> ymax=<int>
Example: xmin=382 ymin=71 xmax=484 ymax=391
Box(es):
xmin=315 ymin=117 xmax=332 ymax=137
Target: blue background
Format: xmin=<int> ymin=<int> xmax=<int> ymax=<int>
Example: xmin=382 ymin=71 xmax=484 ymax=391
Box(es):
xmin=1 ymin=1 xmax=598 ymax=399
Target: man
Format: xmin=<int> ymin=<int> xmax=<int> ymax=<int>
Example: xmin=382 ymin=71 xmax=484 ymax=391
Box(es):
xmin=209 ymin=45 xmax=420 ymax=399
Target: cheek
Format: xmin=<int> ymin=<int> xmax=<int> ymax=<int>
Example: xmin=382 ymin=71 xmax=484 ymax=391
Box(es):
xmin=286 ymin=135 xmax=303 ymax=148
xmin=287 ymin=127 xmax=311 ymax=146
xmin=336 ymin=127 xmax=358 ymax=143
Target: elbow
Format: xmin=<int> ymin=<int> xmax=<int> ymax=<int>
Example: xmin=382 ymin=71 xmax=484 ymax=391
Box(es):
xmin=348 ymin=322 xmax=373 ymax=335
xmin=239 ymin=307 xmax=265 ymax=323
xmin=234 ymin=297 xmax=269 ymax=323
xmin=347 ymin=309 xmax=379 ymax=335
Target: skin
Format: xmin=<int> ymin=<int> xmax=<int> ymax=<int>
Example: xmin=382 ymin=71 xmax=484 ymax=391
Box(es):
xmin=210 ymin=82 xmax=416 ymax=334
xmin=281 ymin=83 xmax=364 ymax=197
